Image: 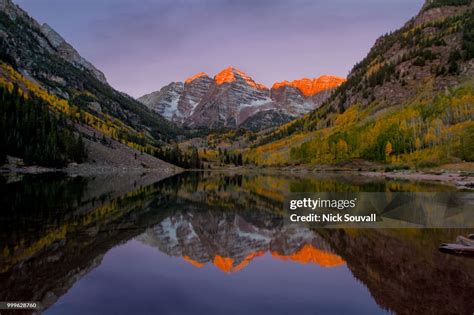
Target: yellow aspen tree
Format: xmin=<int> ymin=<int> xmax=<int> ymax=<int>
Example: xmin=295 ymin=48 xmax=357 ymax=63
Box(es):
xmin=424 ymin=126 xmax=437 ymax=147
xmin=336 ymin=139 xmax=348 ymax=160
xmin=385 ymin=141 xmax=393 ymax=162
xmin=415 ymin=137 xmax=421 ymax=151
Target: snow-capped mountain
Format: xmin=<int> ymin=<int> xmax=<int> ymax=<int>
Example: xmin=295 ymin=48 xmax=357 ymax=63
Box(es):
xmin=271 ymin=75 xmax=346 ymax=114
xmin=138 ymin=67 xmax=345 ymax=130
xmin=186 ymin=67 xmax=273 ymax=129
xmin=138 ymin=82 xmax=184 ymax=121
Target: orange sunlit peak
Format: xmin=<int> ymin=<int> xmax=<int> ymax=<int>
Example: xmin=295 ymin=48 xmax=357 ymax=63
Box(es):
xmin=214 ymin=66 xmax=268 ymax=90
xmin=214 ymin=67 xmax=236 ymax=84
xmin=272 ymin=75 xmax=346 ymax=96
xmin=184 ymin=72 xmax=209 ymax=84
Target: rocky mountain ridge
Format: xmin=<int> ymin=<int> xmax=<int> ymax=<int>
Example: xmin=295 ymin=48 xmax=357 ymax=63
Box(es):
xmin=0 ymin=0 xmax=178 ymax=141
xmin=139 ymin=67 xmax=345 ymax=130
xmin=0 ymin=0 xmax=185 ymax=169
xmin=40 ymin=23 xmax=107 ymax=84
xmin=0 ymin=0 xmax=107 ymax=85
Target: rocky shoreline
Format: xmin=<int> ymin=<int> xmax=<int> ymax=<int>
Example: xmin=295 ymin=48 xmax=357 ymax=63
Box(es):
xmin=264 ymin=160 xmax=474 ymax=189
xmin=2 ymin=158 xmax=473 ymax=189
xmin=362 ymin=170 xmax=474 ymax=190
xmin=0 ymin=156 xmax=183 ymax=179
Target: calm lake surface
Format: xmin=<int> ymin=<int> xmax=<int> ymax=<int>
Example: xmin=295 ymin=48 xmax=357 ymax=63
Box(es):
xmin=0 ymin=171 xmax=473 ymax=315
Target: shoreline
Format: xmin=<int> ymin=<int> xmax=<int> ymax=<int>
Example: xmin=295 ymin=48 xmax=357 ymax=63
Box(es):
xmin=362 ymin=170 xmax=474 ymax=190
xmin=2 ymin=161 xmax=473 ymax=189
xmin=189 ymin=161 xmax=474 ymax=189
xmin=0 ymin=162 xmax=183 ymax=177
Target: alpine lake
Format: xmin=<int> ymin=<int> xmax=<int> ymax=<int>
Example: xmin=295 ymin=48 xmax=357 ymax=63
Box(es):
xmin=1 ymin=170 xmax=473 ymax=315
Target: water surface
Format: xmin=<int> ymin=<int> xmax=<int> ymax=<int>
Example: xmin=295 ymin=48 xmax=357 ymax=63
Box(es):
xmin=0 ymin=171 xmax=473 ymax=314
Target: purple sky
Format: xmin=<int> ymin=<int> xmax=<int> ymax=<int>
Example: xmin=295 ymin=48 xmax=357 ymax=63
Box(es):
xmin=15 ymin=0 xmax=424 ymax=97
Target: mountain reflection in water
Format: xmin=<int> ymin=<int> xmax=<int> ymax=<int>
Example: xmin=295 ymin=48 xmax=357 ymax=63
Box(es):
xmin=0 ymin=171 xmax=473 ymax=315
xmin=137 ymin=211 xmax=345 ymax=273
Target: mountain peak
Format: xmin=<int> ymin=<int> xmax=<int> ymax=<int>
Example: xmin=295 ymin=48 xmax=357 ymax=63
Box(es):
xmin=214 ymin=66 xmax=267 ymax=90
xmin=272 ymin=75 xmax=345 ymax=97
xmin=214 ymin=66 xmax=242 ymax=85
xmin=184 ymin=72 xmax=209 ymax=84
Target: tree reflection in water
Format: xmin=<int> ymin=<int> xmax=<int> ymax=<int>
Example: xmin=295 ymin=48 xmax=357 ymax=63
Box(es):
xmin=0 ymin=171 xmax=473 ymax=314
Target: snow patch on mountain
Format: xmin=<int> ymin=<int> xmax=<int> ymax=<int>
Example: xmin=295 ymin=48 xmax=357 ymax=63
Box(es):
xmin=240 ymin=97 xmax=272 ymax=108
xmin=138 ymin=67 xmax=344 ymax=130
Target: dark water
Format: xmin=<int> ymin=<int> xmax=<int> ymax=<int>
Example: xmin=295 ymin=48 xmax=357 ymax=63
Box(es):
xmin=0 ymin=171 xmax=473 ymax=315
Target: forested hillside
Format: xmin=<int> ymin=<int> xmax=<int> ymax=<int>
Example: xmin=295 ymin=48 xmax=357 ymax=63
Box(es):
xmin=0 ymin=3 xmax=178 ymax=141
xmin=0 ymin=61 xmax=198 ymax=169
xmin=2 ymin=0 xmax=473 ymax=170
xmin=245 ymin=1 xmax=474 ymax=168
xmin=0 ymin=0 xmax=187 ymax=169
xmin=0 ymin=83 xmax=86 ymax=166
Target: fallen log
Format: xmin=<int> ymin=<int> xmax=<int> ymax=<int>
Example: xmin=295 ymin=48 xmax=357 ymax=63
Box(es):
xmin=439 ymin=243 xmax=474 ymax=256
xmin=456 ymin=236 xmax=474 ymax=247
